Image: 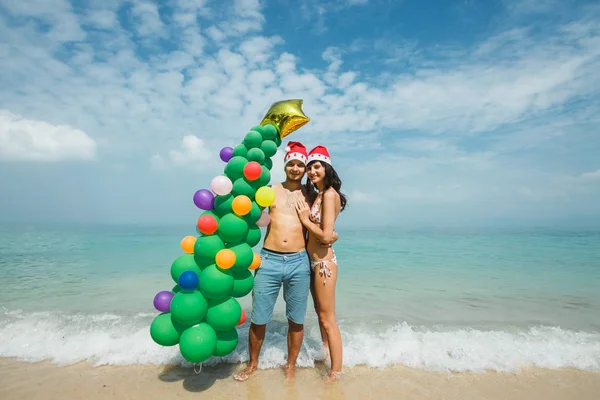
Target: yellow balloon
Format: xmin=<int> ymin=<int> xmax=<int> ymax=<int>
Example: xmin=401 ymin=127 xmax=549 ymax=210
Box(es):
xmin=255 ymin=186 xmax=276 ymax=207
xmin=260 ymin=99 xmax=310 ymax=138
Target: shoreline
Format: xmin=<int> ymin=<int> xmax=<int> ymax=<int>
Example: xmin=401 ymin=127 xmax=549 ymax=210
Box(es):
xmin=2 ymin=358 xmax=600 ymax=400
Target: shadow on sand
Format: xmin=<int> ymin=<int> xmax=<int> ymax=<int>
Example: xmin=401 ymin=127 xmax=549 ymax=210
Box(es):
xmin=158 ymin=362 xmax=237 ymax=392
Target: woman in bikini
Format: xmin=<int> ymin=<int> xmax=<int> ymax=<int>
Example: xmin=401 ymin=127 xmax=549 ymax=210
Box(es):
xmin=294 ymin=145 xmax=347 ymax=382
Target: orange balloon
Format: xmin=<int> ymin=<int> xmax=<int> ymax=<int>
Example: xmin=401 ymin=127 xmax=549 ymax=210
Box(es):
xmin=249 ymin=253 xmax=261 ymax=270
xmin=232 ymin=195 xmax=252 ymax=216
xmin=180 ymin=236 xmax=196 ymax=254
xmin=216 ymin=249 xmax=236 ymax=269
xmin=237 ymin=310 xmax=247 ymax=326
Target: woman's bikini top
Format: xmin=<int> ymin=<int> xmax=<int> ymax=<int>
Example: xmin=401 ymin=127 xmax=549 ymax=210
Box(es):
xmin=309 ymin=192 xmax=322 ymax=224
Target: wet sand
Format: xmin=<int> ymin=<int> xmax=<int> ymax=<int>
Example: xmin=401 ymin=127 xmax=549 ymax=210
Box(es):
xmin=1 ymin=358 xmax=599 ymax=400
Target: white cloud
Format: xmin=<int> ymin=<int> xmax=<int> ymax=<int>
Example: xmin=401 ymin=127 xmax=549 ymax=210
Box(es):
xmin=348 ymin=189 xmax=381 ymax=205
xmin=581 ymin=169 xmax=600 ymax=180
xmin=1 ymin=0 xmax=86 ymax=42
xmin=0 ymin=110 xmax=97 ymax=162
xmin=0 ymin=0 xmax=599 ymax=224
xmin=130 ymin=0 xmax=167 ymax=37
xmin=503 ymin=0 xmax=560 ymax=15
xmin=151 ymin=135 xmax=215 ymax=170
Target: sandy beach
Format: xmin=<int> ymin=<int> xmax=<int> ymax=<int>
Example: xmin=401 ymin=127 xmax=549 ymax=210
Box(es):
xmin=1 ymin=358 xmax=599 ymax=400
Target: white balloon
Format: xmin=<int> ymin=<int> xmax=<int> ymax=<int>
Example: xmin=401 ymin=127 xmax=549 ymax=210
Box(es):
xmin=211 ymin=175 xmax=232 ymax=196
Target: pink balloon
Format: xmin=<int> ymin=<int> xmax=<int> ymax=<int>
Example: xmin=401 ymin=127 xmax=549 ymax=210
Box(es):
xmin=211 ymin=175 xmax=232 ymax=195
xmin=256 ymin=211 xmax=270 ymax=227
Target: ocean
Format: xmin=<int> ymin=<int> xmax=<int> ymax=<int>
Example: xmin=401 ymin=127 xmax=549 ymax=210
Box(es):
xmin=1 ymin=222 xmax=599 ymax=372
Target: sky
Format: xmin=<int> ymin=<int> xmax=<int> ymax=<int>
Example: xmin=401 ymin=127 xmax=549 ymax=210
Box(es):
xmin=1 ymin=0 xmax=600 ymax=228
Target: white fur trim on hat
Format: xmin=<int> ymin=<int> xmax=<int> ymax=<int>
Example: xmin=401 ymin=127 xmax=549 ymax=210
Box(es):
xmin=285 ymin=152 xmax=307 ymax=164
xmin=307 ymin=153 xmax=331 ymax=165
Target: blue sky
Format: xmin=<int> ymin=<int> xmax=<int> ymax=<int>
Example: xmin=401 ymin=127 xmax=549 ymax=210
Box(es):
xmin=1 ymin=0 xmax=599 ymax=227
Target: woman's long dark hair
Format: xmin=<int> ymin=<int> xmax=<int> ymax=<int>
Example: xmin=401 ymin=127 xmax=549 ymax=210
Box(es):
xmin=305 ymin=161 xmax=347 ymax=212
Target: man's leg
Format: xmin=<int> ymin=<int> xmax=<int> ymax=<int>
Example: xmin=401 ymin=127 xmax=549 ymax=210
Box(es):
xmin=282 ymin=251 xmax=311 ymax=377
xmin=233 ymin=251 xmax=281 ymax=382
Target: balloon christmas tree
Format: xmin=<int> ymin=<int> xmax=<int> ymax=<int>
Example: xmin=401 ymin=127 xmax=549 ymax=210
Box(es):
xmin=149 ymin=99 xmax=310 ymax=364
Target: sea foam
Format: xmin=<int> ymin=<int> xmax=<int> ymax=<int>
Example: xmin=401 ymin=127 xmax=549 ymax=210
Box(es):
xmin=1 ymin=310 xmax=599 ymax=373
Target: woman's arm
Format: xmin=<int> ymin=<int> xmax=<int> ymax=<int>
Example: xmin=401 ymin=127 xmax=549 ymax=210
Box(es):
xmin=295 ymin=190 xmax=338 ymax=244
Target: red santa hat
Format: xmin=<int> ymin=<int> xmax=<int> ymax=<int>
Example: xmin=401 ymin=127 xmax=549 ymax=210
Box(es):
xmin=307 ymin=145 xmax=332 ymax=165
xmin=284 ymin=141 xmax=307 ymax=165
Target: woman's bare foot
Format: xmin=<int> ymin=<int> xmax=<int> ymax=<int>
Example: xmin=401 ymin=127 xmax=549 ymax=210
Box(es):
xmin=323 ymin=370 xmax=342 ymax=383
xmin=233 ymin=365 xmax=258 ymax=382
xmin=283 ymin=364 xmax=296 ymax=380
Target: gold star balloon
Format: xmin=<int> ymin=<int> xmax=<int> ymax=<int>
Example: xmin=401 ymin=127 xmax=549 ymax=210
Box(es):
xmin=260 ymin=99 xmax=310 ymax=138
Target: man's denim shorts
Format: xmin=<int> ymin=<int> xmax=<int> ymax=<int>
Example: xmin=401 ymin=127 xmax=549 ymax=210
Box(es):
xmin=250 ymin=248 xmax=311 ymax=325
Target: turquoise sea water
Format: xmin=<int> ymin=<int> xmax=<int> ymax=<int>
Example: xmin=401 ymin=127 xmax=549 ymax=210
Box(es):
xmin=1 ymin=223 xmax=600 ymax=371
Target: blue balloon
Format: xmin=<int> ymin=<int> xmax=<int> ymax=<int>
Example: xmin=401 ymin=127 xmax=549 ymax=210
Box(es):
xmin=178 ymin=270 xmax=199 ymax=290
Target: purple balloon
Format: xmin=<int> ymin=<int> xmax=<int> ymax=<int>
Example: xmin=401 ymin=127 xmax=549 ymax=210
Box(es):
xmin=193 ymin=189 xmax=214 ymax=210
xmin=220 ymin=146 xmax=233 ymax=162
xmin=153 ymin=291 xmax=174 ymax=312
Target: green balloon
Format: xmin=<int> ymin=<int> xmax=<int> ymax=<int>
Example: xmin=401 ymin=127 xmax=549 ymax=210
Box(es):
xmin=199 ymin=264 xmax=234 ymax=299
xmin=260 ymin=140 xmax=277 ymax=158
xmin=205 ymin=297 xmax=242 ymax=332
xmin=227 ymin=242 xmax=254 ymax=272
xmin=247 ymin=148 xmax=265 ymax=164
xmin=172 ymin=284 xmax=181 ymax=294
xmin=243 ymin=131 xmax=263 ymax=149
xmin=200 ymin=210 xmax=221 ymax=222
xmin=274 ymin=135 xmax=282 ymax=147
xmin=171 ymin=254 xmax=202 ymax=284
xmin=193 ymin=234 xmax=225 ymax=268
xmin=232 ymin=144 xmax=248 ymax=158
xmin=250 ymin=125 xmax=265 ymax=134
xmin=244 ymin=202 xmax=262 ymax=224
xmin=214 ymin=194 xmax=233 ymax=217
xmin=255 ymin=166 xmax=271 ymax=188
xmin=213 ymin=328 xmax=239 ymax=357
xmin=231 ymin=269 xmax=254 ymax=298
xmin=179 ymin=323 xmax=217 ymax=363
xmin=217 ymin=214 xmax=249 ymax=243
xmin=150 ymin=313 xmax=182 ymax=346
xmin=170 ymin=291 xmax=208 ymax=327
xmin=232 ymin=178 xmax=256 ymax=199
xmin=264 ymin=158 xmax=273 ymax=170
xmin=262 ymin=124 xmax=278 ymax=140
xmin=245 ymin=225 xmax=262 ymax=247
xmin=225 ymin=156 xmax=247 ymax=181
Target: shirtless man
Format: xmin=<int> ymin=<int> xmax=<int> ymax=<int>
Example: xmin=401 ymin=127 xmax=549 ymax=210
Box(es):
xmin=233 ymin=141 xmax=335 ymax=381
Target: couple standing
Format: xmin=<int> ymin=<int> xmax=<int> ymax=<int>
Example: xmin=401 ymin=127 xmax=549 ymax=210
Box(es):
xmin=234 ymin=141 xmax=347 ymax=383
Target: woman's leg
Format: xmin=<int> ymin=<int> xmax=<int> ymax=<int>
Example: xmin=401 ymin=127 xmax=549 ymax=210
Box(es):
xmin=313 ymin=261 xmax=342 ymax=381
xmin=310 ymin=270 xmax=329 ymax=361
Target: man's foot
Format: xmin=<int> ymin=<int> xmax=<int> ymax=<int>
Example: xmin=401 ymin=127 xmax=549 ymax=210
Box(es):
xmin=283 ymin=364 xmax=296 ymax=380
xmin=233 ymin=365 xmax=258 ymax=382
xmin=323 ymin=370 xmax=342 ymax=383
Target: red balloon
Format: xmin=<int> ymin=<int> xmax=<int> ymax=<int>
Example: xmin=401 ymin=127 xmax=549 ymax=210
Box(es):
xmin=237 ymin=310 xmax=247 ymax=326
xmin=197 ymin=215 xmax=218 ymax=235
xmin=243 ymin=161 xmax=262 ymax=181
